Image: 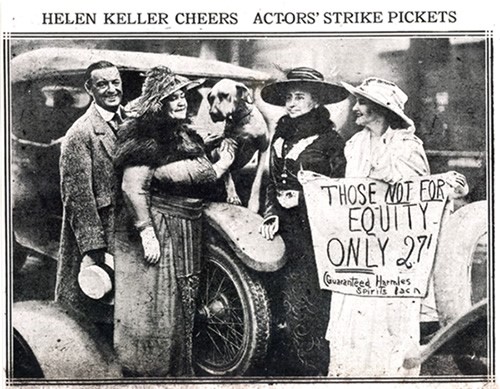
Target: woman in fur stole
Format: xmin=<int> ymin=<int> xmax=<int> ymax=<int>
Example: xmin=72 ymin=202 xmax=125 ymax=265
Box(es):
xmin=113 ymin=66 xmax=234 ymax=376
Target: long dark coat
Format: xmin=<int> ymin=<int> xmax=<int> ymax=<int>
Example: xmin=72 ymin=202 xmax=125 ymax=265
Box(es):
xmin=263 ymin=106 xmax=346 ymax=376
xmin=55 ymin=104 xmax=120 ymax=323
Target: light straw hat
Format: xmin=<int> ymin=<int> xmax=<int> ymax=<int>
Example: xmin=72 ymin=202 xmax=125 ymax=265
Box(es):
xmin=341 ymin=77 xmax=413 ymax=126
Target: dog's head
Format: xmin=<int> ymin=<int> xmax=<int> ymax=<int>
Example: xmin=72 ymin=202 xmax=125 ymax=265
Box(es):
xmin=208 ymin=79 xmax=253 ymax=123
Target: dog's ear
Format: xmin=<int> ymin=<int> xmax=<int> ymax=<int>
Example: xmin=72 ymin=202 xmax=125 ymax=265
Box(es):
xmin=235 ymin=82 xmax=253 ymax=104
xmin=207 ymin=90 xmax=217 ymax=106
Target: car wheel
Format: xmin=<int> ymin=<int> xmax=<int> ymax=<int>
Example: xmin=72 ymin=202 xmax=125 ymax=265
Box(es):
xmin=193 ymin=243 xmax=270 ymax=376
xmin=433 ymin=200 xmax=488 ymax=324
xmin=433 ymin=200 xmax=488 ymax=374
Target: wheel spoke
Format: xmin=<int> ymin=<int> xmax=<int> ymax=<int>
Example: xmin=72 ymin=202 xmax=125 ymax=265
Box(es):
xmin=229 ymin=309 xmax=244 ymax=326
xmin=226 ymin=323 xmax=245 ymax=346
xmin=207 ymin=319 xmax=244 ymax=327
xmin=209 ymin=316 xmax=245 ymax=339
xmin=225 ymin=306 xmax=244 ymax=311
xmin=205 ymin=328 xmax=225 ymax=359
xmin=207 ymin=323 xmax=240 ymax=347
xmin=206 ymin=266 xmax=231 ymax=306
xmin=205 ymin=264 xmax=217 ymax=304
xmin=206 ymin=307 xmax=245 ymax=354
xmin=214 ymin=274 xmax=226 ymax=302
xmin=207 ymin=325 xmax=240 ymax=357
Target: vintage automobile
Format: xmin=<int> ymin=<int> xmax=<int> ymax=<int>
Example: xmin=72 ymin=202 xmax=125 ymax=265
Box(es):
xmin=11 ymin=47 xmax=285 ymax=378
xmin=9 ymin=47 xmax=489 ymax=379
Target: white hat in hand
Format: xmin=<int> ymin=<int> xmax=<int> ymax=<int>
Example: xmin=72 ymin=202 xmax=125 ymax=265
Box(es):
xmin=78 ymin=253 xmax=114 ymax=301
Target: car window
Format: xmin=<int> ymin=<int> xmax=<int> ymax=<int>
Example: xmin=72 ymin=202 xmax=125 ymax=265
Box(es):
xmin=41 ymin=86 xmax=90 ymax=109
xmin=12 ymin=76 xmax=87 ymax=144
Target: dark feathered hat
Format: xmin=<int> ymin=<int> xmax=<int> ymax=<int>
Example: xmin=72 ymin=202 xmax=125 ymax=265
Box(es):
xmin=126 ymin=66 xmax=205 ymax=117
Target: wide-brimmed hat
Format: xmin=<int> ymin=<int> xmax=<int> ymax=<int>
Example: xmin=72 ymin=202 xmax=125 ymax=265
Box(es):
xmin=341 ymin=77 xmax=413 ymax=126
xmin=128 ymin=66 xmax=205 ymax=117
xmin=261 ymin=67 xmax=349 ymax=106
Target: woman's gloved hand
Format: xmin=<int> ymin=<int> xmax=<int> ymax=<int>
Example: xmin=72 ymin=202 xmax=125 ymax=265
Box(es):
xmin=443 ymin=170 xmax=469 ymax=198
xmin=213 ymin=138 xmax=237 ymax=178
xmin=204 ymin=132 xmax=224 ymax=150
xmin=139 ymin=226 xmax=161 ymax=264
xmin=259 ymin=215 xmax=279 ymax=240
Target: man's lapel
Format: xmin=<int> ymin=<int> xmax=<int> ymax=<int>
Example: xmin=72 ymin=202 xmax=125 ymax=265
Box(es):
xmin=88 ymin=104 xmax=118 ymax=159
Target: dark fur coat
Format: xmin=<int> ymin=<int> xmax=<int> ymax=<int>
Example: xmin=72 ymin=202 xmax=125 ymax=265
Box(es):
xmin=114 ymin=115 xmax=206 ymax=168
xmin=114 ymin=115 xmax=220 ymax=199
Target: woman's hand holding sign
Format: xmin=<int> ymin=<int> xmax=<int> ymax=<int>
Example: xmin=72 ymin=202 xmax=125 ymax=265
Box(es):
xmin=443 ymin=170 xmax=469 ymax=198
xmin=259 ymin=215 xmax=279 ymax=240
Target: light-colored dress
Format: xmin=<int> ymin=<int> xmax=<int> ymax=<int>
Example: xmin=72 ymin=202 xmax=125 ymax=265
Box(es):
xmin=327 ymin=126 xmax=430 ymax=377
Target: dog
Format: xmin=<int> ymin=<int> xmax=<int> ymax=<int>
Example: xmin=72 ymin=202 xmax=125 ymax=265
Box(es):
xmin=207 ymin=79 xmax=270 ymax=212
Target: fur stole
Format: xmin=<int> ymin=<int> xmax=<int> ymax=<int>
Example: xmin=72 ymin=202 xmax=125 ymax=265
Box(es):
xmin=274 ymin=106 xmax=333 ymax=141
xmin=114 ymin=116 xmax=206 ymax=170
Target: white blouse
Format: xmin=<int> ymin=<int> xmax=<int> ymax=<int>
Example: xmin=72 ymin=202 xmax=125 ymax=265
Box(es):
xmin=344 ymin=126 xmax=430 ymax=181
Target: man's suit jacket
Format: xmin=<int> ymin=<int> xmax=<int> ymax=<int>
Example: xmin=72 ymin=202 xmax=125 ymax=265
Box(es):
xmin=55 ymin=103 xmax=120 ymax=322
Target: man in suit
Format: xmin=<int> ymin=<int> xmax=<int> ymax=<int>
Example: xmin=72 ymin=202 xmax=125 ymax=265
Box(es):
xmin=55 ymin=61 xmax=124 ymax=322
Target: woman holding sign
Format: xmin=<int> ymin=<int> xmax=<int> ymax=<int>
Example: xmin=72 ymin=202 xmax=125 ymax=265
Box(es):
xmin=326 ymin=77 xmax=467 ymax=376
xmin=258 ymin=67 xmax=349 ymax=375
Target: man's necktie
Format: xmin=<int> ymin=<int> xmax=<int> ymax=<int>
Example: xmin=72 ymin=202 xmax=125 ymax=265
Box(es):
xmin=108 ymin=112 xmax=123 ymax=134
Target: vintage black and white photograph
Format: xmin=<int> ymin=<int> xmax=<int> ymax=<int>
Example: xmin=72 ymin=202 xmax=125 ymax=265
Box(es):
xmin=4 ymin=33 xmax=493 ymax=385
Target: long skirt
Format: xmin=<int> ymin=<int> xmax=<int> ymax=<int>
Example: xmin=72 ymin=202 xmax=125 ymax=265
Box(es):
xmin=114 ymin=196 xmax=203 ymax=376
xmin=266 ymin=205 xmax=331 ymax=376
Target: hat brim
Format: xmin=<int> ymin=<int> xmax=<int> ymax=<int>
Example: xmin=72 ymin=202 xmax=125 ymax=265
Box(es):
xmin=261 ymin=79 xmax=349 ymax=106
xmin=342 ymin=81 xmax=413 ymax=126
xmin=161 ymin=77 xmax=206 ymax=100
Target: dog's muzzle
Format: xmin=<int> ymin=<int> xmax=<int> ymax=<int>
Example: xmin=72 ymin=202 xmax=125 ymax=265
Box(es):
xmin=209 ymin=111 xmax=225 ymax=123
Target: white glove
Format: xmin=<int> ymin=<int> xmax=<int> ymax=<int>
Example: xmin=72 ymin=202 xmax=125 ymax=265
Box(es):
xmin=213 ymin=138 xmax=237 ymax=178
xmin=259 ymin=215 xmax=279 ymax=241
xmin=443 ymin=170 xmax=469 ymax=199
xmin=204 ymin=133 xmax=223 ymax=149
xmin=139 ymin=226 xmax=161 ymax=264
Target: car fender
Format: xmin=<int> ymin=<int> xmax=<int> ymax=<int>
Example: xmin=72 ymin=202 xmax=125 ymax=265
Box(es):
xmin=13 ymin=300 xmax=122 ymax=379
xmin=203 ymin=202 xmax=286 ymax=272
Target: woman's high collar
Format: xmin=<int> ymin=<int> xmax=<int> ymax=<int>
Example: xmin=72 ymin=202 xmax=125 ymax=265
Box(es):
xmin=276 ymin=106 xmax=333 ymax=140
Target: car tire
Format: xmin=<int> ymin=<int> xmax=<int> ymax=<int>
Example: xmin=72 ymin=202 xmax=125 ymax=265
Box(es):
xmin=193 ymin=243 xmax=270 ymax=376
xmin=433 ymin=200 xmax=488 ymax=375
xmin=433 ymin=200 xmax=488 ymax=326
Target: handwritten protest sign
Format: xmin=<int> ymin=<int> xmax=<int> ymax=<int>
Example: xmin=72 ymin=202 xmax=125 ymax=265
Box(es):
xmin=299 ymin=171 xmax=452 ymax=298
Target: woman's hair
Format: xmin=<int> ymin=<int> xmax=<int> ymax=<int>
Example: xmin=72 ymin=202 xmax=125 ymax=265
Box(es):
xmin=366 ymin=99 xmax=410 ymax=129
